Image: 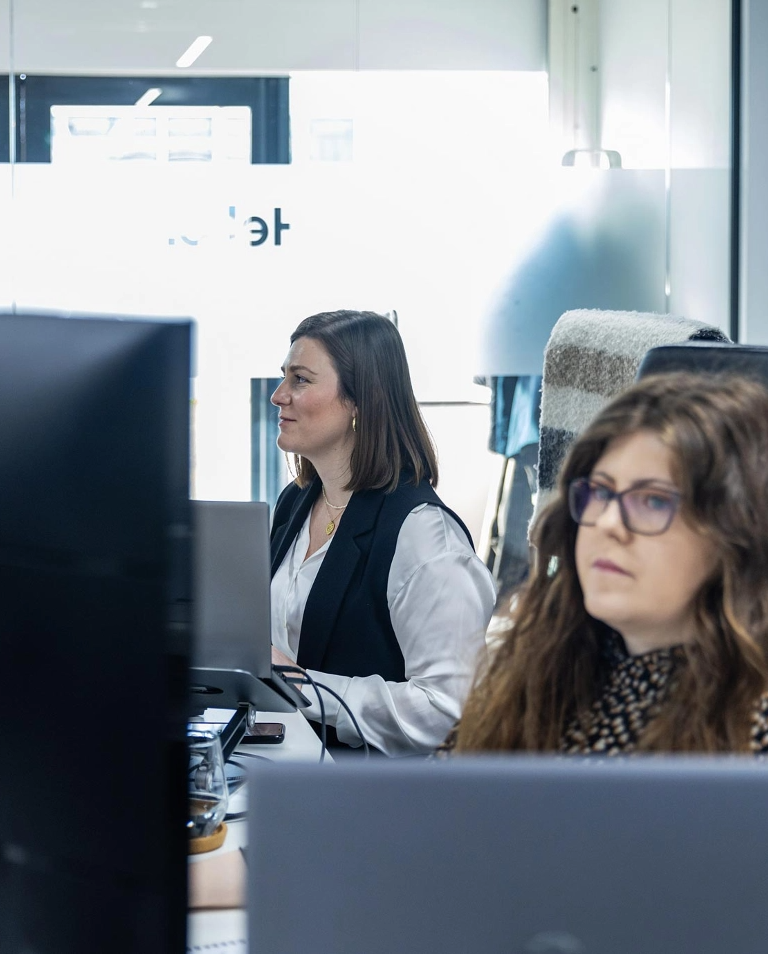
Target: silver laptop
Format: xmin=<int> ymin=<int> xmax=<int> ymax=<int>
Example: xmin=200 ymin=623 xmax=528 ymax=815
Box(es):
xmin=248 ymin=756 xmax=768 ymax=954
xmin=190 ymin=500 xmax=307 ymax=714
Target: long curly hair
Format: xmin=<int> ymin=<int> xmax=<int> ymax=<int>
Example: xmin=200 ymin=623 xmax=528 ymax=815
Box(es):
xmin=455 ymin=372 xmax=768 ymax=753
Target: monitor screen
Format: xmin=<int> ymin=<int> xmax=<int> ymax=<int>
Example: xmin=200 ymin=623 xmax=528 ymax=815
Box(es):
xmin=0 ymin=313 xmax=192 ymax=954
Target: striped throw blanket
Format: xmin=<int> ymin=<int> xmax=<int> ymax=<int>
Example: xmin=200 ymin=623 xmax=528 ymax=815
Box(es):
xmin=532 ymin=308 xmax=730 ymax=531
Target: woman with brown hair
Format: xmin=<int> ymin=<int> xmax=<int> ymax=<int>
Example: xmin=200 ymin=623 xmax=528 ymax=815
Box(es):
xmin=269 ymin=310 xmax=495 ymax=756
xmin=451 ymin=371 xmax=768 ymax=755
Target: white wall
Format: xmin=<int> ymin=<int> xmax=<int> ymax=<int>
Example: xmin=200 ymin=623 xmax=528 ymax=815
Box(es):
xmin=600 ymin=0 xmax=669 ymax=170
xmin=599 ymin=0 xmax=732 ymax=336
xmin=600 ymin=0 xmax=730 ymax=169
xmin=740 ymin=0 xmax=768 ymax=345
xmin=668 ymin=0 xmax=731 ymax=335
xmin=669 ymin=0 xmax=731 ymax=170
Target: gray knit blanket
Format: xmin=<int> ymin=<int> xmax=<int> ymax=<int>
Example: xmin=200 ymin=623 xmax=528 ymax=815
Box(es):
xmin=532 ymin=308 xmax=730 ymax=530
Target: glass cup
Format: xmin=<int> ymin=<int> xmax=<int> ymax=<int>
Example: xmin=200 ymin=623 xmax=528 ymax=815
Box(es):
xmin=187 ymin=728 xmax=229 ymax=839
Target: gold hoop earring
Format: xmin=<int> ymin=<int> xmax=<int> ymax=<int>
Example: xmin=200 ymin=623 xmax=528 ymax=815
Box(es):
xmin=352 ymin=416 xmax=357 ymax=433
xmin=284 ymin=452 xmax=297 ymax=480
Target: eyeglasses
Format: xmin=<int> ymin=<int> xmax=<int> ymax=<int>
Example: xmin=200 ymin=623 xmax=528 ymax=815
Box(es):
xmin=568 ymin=477 xmax=681 ymax=536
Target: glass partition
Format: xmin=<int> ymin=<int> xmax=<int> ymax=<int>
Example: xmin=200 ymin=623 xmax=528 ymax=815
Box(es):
xmin=2 ymin=0 xmax=733 ymax=550
xmin=0 ymin=0 xmax=11 ymax=310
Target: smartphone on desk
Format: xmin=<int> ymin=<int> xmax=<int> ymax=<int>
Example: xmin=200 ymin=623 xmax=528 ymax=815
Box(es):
xmin=242 ymin=722 xmax=285 ymax=744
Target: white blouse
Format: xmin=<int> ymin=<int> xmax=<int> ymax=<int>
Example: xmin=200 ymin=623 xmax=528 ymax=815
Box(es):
xmin=270 ymin=503 xmax=496 ymax=756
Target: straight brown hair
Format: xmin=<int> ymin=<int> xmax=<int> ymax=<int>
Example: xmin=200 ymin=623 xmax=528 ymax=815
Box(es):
xmin=456 ymin=372 xmax=768 ymax=754
xmin=287 ymin=310 xmax=438 ymax=492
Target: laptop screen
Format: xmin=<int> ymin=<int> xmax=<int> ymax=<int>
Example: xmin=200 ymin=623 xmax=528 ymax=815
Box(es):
xmin=189 ymin=499 xmax=308 ymax=718
xmin=248 ymin=756 xmax=768 ymax=954
xmin=192 ymin=500 xmax=272 ymax=682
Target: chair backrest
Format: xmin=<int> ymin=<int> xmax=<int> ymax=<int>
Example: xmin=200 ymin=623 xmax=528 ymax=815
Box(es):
xmin=532 ymin=308 xmax=729 ymax=531
xmin=637 ymin=340 xmax=768 ymax=385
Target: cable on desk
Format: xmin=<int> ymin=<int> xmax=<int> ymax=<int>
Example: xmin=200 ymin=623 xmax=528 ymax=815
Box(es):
xmin=225 ymin=756 xmax=249 ymax=779
xmin=276 ymin=665 xmax=371 ymax=757
xmin=275 ymin=664 xmax=327 ymax=762
xmin=222 ymin=756 xmax=250 ymax=820
xmin=312 ymin=681 xmax=370 ymax=759
xmin=274 ymin=665 xmax=372 ymax=758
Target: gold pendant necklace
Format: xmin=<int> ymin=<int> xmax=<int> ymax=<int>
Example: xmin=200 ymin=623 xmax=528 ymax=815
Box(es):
xmin=322 ymin=486 xmax=350 ymax=536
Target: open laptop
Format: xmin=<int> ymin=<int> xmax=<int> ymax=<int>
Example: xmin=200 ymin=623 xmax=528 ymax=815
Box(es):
xmin=189 ymin=500 xmax=308 ymax=725
xmin=248 ymin=756 xmax=768 ymax=954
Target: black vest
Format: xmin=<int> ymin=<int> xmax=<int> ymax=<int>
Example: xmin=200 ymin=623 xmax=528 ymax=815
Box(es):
xmin=270 ymin=475 xmax=473 ymax=682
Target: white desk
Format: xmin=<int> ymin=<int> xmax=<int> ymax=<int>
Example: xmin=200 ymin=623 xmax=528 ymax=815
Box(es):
xmin=187 ymin=708 xmax=328 ymax=950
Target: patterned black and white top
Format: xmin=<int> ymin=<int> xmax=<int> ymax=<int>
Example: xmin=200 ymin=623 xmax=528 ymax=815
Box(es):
xmin=438 ymin=632 xmax=768 ymax=756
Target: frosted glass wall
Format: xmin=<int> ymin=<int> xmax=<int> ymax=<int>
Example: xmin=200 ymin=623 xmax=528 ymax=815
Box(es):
xmin=1 ymin=0 xmax=734 ymax=538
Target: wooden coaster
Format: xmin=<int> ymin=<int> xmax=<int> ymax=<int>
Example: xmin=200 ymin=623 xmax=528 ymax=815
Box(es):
xmin=189 ymin=822 xmax=228 ymax=854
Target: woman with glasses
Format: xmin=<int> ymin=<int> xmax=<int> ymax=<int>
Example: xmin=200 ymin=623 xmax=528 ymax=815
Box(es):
xmin=445 ymin=371 xmax=768 ymax=755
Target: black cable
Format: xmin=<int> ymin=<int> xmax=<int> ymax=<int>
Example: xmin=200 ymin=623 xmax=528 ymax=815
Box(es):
xmin=275 ymin=664 xmax=327 ymax=762
xmin=222 ymin=754 xmax=269 ymax=820
xmin=224 ymin=757 xmax=248 ymax=791
xmin=278 ymin=665 xmax=371 ymax=757
xmin=274 ymin=665 xmax=372 ymax=758
xmin=300 ymin=670 xmax=327 ymax=762
xmin=312 ymin=681 xmax=370 ymax=759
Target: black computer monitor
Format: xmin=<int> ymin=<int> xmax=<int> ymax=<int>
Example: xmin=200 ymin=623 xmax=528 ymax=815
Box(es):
xmin=0 ymin=313 xmax=192 ymax=954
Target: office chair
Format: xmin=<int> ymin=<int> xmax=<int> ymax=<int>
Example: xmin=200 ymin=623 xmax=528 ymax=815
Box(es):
xmin=531 ymin=308 xmax=729 ymax=532
xmin=636 ymin=340 xmax=768 ymax=384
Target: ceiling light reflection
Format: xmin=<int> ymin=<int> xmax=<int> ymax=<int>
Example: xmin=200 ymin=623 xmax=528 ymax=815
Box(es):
xmin=176 ymin=36 xmax=213 ymax=68
xmin=135 ymin=88 xmax=162 ymax=108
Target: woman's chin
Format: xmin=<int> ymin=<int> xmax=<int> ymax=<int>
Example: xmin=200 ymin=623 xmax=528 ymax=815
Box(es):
xmin=583 ymin=595 xmax=626 ymax=633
